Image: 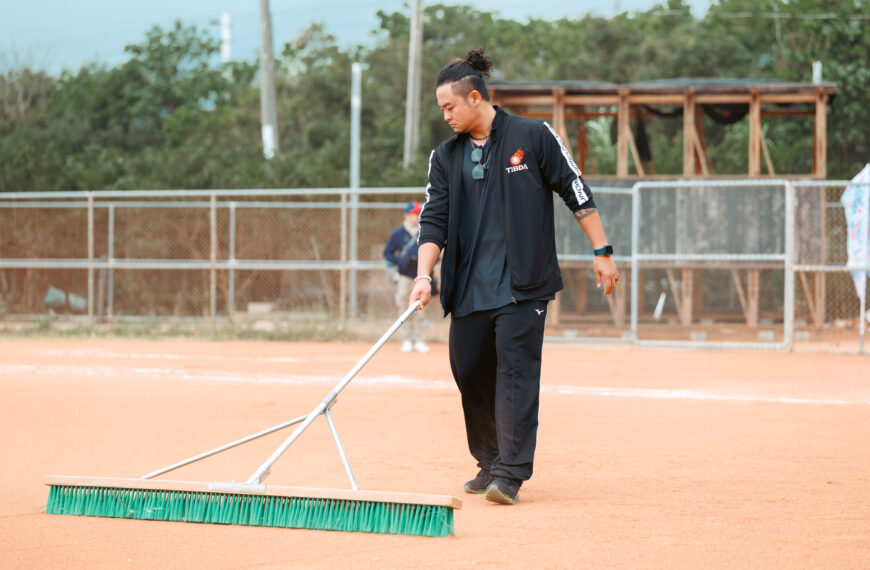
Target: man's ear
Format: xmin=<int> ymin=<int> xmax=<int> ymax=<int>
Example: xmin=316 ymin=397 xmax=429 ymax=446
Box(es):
xmin=468 ymin=90 xmax=482 ymax=106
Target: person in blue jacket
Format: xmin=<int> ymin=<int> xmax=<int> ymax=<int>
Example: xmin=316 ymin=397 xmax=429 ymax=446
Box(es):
xmin=384 ymin=201 xmax=430 ymax=352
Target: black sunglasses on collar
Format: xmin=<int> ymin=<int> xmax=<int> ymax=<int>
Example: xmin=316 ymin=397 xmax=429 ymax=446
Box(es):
xmin=470 ymin=145 xmax=490 ymax=180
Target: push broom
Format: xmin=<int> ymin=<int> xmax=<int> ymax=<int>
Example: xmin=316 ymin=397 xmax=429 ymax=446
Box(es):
xmin=45 ymin=300 xmax=461 ymax=537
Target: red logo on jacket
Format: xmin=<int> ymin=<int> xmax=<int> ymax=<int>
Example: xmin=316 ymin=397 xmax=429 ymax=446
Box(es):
xmin=506 ymin=148 xmax=529 ymax=174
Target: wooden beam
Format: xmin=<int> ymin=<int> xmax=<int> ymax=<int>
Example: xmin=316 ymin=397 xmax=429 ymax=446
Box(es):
xmin=762 ymin=109 xmax=816 ymax=117
xmin=814 ymin=272 xmax=826 ymax=330
xmin=617 ymin=89 xmax=630 ymax=177
xmin=681 ymin=268 xmax=694 ymax=327
xmin=626 ymin=94 xmax=685 ymax=105
xmin=666 ymin=269 xmax=693 ymax=327
xmin=748 ymin=89 xmax=762 ymax=176
xmin=798 ymin=270 xmax=825 ymax=331
xmin=758 ymin=93 xmax=817 ymax=104
xmin=694 ymin=94 xmax=752 ymax=105
xmin=576 ymin=106 xmax=587 ymax=173
xmin=759 ymin=123 xmax=775 ymax=175
xmin=563 ymin=95 xmax=620 ymax=106
xmin=550 ymin=292 xmax=561 ymax=326
xmin=731 ymin=269 xmax=749 ymax=318
xmin=625 ymin=117 xmax=645 ymax=176
xmin=493 ymin=95 xmax=556 ymax=106
xmin=813 ymin=87 xmax=828 ymax=178
xmin=747 ymin=269 xmax=760 ymax=328
xmin=692 ymin=110 xmax=712 ymax=175
xmin=562 ymin=267 xmax=588 ymax=315
xmin=552 ymin=88 xmax=573 ymax=158
xmin=683 ymin=90 xmax=696 ymax=177
xmin=604 ymin=275 xmax=627 ymax=328
xmin=798 ymin=270 xmax=816 ymax=320
xmin=44 ymin=476 xmax=463 ymax=509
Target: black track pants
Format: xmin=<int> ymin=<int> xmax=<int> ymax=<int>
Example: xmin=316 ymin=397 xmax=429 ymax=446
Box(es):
xmin=448 ymin=299 xmax=548 ymax=481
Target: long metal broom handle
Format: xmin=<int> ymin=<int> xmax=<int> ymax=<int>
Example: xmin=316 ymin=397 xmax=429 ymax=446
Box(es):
xmin=139 ymin=413 xmax=309 ymax=480
xmin=247 ymin=299 xmax=423 ymax=484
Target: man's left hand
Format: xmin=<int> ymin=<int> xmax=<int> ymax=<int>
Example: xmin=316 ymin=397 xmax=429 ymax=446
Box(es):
xmin=594 ymin=255 xmax=619 ymax=295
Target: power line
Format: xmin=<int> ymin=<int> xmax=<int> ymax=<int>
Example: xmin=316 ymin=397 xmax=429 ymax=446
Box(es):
xmin=695 ymin=10 xmax=870 ymax=20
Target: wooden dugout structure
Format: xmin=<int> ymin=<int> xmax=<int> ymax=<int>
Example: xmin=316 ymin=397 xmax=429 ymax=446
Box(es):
xmin=488 ymin=79 xmax=838 ymax=330
xmin=489 ymin=78 xmax=836 ymax=178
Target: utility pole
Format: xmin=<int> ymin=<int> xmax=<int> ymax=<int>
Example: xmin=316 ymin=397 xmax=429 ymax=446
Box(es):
xmin=258 ymin=0 xmax=279 ymax=159
xmin=402 ymin=0 xmax=423 ymax=168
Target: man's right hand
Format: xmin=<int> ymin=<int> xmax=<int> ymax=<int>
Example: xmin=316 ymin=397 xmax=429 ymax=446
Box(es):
xmin=409 ymin=279 xmax=432 ymax=310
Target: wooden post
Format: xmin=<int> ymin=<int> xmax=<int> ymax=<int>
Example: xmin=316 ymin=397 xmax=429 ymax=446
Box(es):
xmin=730 ymin=269 xmax=760 ymax=328
xmin=813 ymin=87 xmax=828 ymax=178
xmin=692 ymin=270 xmax=704 ymax=319
xmin=693 ymin=110 xmax=712 ymax=175
xmin=626 ymin=123 xmax=645 ymax=177
xmin=681 ymin=268 xmax=694 ymax=327
xmin=617 ymin=89 xmax=630 ymax=177
xmin=550 ymin=293 xmax=561 ymax=326
xmin=760 ymin=128 xmax=776 ymax=175
xmin=562 ymin=267 xmax=588 ymax=315
xmin=552 ymin=88 xmax=573 ymax=157
xmin=814 ymin=272 xmax=825 ymax=330
xmin=605 ymin=274 xmax=627 ymax=329
xmin=576 ymin=106 xmax=587 ymax=173
xmin=683 ymin=90 xmax=695 ymax=177
xmin=748 ymin=89 xmax=762 ymax=176
xmin=666 ymin=269 xmax=694 ymax=327
xmin=747 ymin=269 xmax=760 ymax=328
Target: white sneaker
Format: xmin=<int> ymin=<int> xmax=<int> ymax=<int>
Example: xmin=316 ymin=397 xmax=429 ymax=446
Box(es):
xmin=413 ymin=341 xmax=430 ymax=353
xmin=401 ymin=341 xmax=413 ymax=352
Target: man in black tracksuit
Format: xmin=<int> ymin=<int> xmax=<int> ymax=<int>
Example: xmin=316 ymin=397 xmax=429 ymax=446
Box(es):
xmin=409 ymin=49 xmax=619 ymax=505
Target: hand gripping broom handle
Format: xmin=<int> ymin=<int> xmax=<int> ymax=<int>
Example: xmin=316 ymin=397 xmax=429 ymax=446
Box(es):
xmin=247 ymin=299 xmax=423 ymax=484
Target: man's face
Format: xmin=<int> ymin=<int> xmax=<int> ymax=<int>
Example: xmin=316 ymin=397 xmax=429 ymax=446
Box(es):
xmin=405 ymin=212 xmax=419 ymax=227
xmin=436 ymin=83 xmax=476 ymax=134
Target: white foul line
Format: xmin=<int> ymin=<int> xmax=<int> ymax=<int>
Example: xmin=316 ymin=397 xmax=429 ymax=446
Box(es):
xmin=1 ymin=364 xmax=867 ymax=406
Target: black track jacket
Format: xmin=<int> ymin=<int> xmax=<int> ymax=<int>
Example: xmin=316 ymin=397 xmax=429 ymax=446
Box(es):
xmin=418 ymin=106 xmax=596 ymax=317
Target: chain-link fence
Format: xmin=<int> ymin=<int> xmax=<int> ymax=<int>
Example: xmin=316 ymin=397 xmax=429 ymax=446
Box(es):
xmin=1 ymin=181 xmax=867 ymax=352
xmin=629 ymin=180 xmax=791 ymax=349
xmin=791 ymin=180 xmax=869 ymax=352
xmin=0 ymin=189 xmax=446 ymax=337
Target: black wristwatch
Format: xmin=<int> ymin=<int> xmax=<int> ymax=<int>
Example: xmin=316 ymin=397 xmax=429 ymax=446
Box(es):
xmin=593 ymin=245 xmax=613 ymax=257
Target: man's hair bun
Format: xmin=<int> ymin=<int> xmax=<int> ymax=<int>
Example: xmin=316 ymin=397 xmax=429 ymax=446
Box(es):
xmin=464 ymin=48 xmax=493 ymax=77
xmin=435 ymin=46 xmax=494 ymax=101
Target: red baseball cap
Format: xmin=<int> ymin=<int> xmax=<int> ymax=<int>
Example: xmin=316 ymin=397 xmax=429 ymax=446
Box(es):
xmin=404 ymin=201 xmax=422 ymax=214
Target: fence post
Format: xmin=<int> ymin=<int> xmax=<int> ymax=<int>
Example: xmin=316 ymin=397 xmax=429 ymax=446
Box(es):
xmin=340 ymin=191 xmax=348 ymax=330
xmin=349 ymin=63 xmax=362 ymax=320
xmin=784 ymin=181 xmax=795 ymax=351
xmin=87 ymin=192 xmax=94 ymax=331
xmin=107 ymin=203 xmax=114 ymax=319
xmin=630 ymin=182 xmax=641 ymax=343
xmin=228 ymin=201 xmax=236 ymax=320
xmin=210 ymin=194 xmax=217 ymax=327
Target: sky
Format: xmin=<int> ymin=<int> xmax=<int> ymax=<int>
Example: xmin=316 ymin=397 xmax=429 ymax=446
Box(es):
xmin=2 ymin=0 xmax=713 ymax=74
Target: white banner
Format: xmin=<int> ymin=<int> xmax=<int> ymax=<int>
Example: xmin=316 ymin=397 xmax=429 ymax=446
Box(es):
xmin=840 ymin=164 xmax=870 ymax=306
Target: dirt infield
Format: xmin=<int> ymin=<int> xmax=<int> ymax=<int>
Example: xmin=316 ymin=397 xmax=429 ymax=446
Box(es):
xmin=2 ymin=338 xmax=869 ymax=568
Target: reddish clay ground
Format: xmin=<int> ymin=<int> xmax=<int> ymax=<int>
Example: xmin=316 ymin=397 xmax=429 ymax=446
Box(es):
xmin=1 ymin=338 xmax=869 ymax=568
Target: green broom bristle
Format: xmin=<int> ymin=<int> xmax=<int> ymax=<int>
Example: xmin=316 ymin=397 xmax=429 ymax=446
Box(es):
xmin=46 ymin=485 xmax=454 ymax=537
